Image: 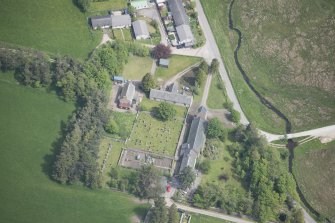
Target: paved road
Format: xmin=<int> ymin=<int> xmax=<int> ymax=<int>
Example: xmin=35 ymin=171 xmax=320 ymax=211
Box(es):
xmin=194 ymin=0 xmax=249 ymax=126
xmin=260 ymin=125 xmax=335 ymax=142
xmin=164 ymin=198 xmax=253 ymax=223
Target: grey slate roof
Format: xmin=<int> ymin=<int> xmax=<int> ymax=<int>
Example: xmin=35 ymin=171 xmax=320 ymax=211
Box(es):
xmin=197 ymin=105 xmax=207 ymax=119
xmin=111 ymin=14 xmax=131 ymax=28
xmin=90 ymin=15 xmax=112 ymax=29
xmin=132 ymin=20 xmax=150 ymax=38
xmin=176 ymin=24 xmax=194 ymax=43
xmin=167 ymin=0 xmax=189 ymax=26
xmin=120 ymin=82 xmax=135 ymax=101
xmin=179 ymin=110 xmax=207 ymax=173
xmin=149 ymin=89 xmax=192 ymax=106
xmin=186 ymin=117 xmax=206 ymax=154
xmin=159 ymin=58 xmax=170 ymax=67
xmin=179 ymin=149 xmax=197 ymax=172
xmin=169 ymin=82 xmax=178 ymax=93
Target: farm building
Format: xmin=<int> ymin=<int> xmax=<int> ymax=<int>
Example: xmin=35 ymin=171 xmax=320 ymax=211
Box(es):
xmin=149 ymin=89 xmax=192 ymax=106
xmin=90 ymin=14 xmax=131 ymax=29
xmin=159 ymin=58 xmax=170 ymax=68
xmin=132 ymin=20 xmax=150 ymax=40
xmin=179 ymin=107 xmax=207 ymax=173
xmin=90 ymin=15 xmax=113 ymax=29
xmin=119 ymin=82 xmax=136 ymax=109
xmin=168 ymin=82 xmax=178 ymax=93
xmin=167 ymin=0 xmax=194 ymax=47
xmin=111 ymin=14 xmax=131 ymax=29
xmin=131 ymin=0 xmax=150 ymax=9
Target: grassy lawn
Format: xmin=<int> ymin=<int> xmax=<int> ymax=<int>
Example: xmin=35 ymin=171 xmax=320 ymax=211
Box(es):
xmin=293 ymin=139 xmax=335 ymax=221
xmin=98 ymin=137 xmax=126 ymax=184
xmin=0 ymin=72 xmax=149 ymax=223
xmin=126 ymin=112 xmax=184 ymax=156
xmin=140 ymin=97 xmax=187 ymax=118
xmin=190 ymin=213 xmax=231 ymax=223
xmin=122 ymin=29 xmax=133 ymax=41
xmin=90 ymin=0 xmax=127 ymax=12
xmin=113 ymin=29 xmax=124 ymax=40
xmin=155 ymin=55 xmax=202 ymax=82
xmin=207 ymin=74 xmax=227 ymax=109
xmin=201 ymin=0 xmax=335 ymax=133
xmin=123 ymin=55 xmax=153 ymax=80
xmin=106 ymin=111 xmax=137 ymax=139
xmin=0 ymin=0 xmax=101 ymax=60
xmin=199 ymin=140 xmax=243 ymax=190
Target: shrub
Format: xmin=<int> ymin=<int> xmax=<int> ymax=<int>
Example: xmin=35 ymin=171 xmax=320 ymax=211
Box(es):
xmin=155 ymin=102 xmax=176 ymax=121
xmin=152 ymin=44 xmax=171 ymax=59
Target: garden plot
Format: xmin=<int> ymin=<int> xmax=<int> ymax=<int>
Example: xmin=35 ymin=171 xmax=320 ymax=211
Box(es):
xmin=127 ymin=113 xmax=184 ymax=156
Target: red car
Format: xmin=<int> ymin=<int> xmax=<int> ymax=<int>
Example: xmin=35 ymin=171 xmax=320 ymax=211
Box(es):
xmin=166 ymin=184 xmax=171 ymax=192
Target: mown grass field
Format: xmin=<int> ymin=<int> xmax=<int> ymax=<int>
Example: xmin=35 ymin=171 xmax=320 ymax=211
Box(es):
xmin=90 ymin=0 xmax=127 ymax=12
xmin=207 ymin=74 xmax=227 ymax=109
xmin=123 ymin=55 xmax=153 ymax=80
xmin=293 ymin=140 xmax=335 ymax=221
xmin=155 ymin=55 xmax=202 ymax=82
xmin=200 ymin=0 xmax=286 ymax=133
xmin=0 ymin=0 xmax=101 ymax=60
xmin=0 ymin=72 xmax=149 ymax=223
xmin=191 ymin=213 xmax=231 ymax=223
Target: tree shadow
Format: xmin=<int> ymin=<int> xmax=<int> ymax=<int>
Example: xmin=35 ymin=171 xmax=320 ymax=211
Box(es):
xmin=133 ymin=206 xmax=151 ymax=221
xmin=41 ymin=120 xmax=69 ymax=179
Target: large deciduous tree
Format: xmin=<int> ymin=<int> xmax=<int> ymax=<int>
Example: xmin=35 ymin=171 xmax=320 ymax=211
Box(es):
xmin=152 ymin=44 xmax=171 ymax=59
xmin=141 ymin=73 xmax=157 ymax=94
xmin=156 ymin=102 xmax=177 ymax=121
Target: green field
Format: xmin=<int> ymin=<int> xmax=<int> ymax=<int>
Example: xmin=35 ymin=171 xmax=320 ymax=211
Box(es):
xmin=126 ymin=112 xmax=184 ymax=156
xmin=0 ymin=0 xmax=101 ymax=60
xmin=90 ymin=0 xmax=127 ymax=12
xmin=0 ymin=72 xmax=149 ymax=223
xmin=155 ymin=55 xmax=202 ymax=82
xmin=232 ymin=0 xmax=335 ymax=132
xmin=201 ymin=0 xmax=335 ymax=133
xmin=293 ymin=140 xmax=335 ymax=221
xmin=190 ymin=213 xmax=231 ymax=223
xmin=200 ymin=0 xmax=286 ymax=133
xmin=207 ymin=74 xmax=227 ymax=109
xmin=123 ymin=55 xmax=153 ymax=80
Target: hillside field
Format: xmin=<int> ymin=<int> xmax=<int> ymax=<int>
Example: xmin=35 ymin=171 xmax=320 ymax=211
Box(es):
xmin=200 ymin=0 xmax=335 ymax=133
xmin=0 ymin=0 xmax=101 ymax=59
xmin=293 ymin=140 xmax=335 ymax=221
xmin=0 ymin=72 xmax=149 ymax=223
